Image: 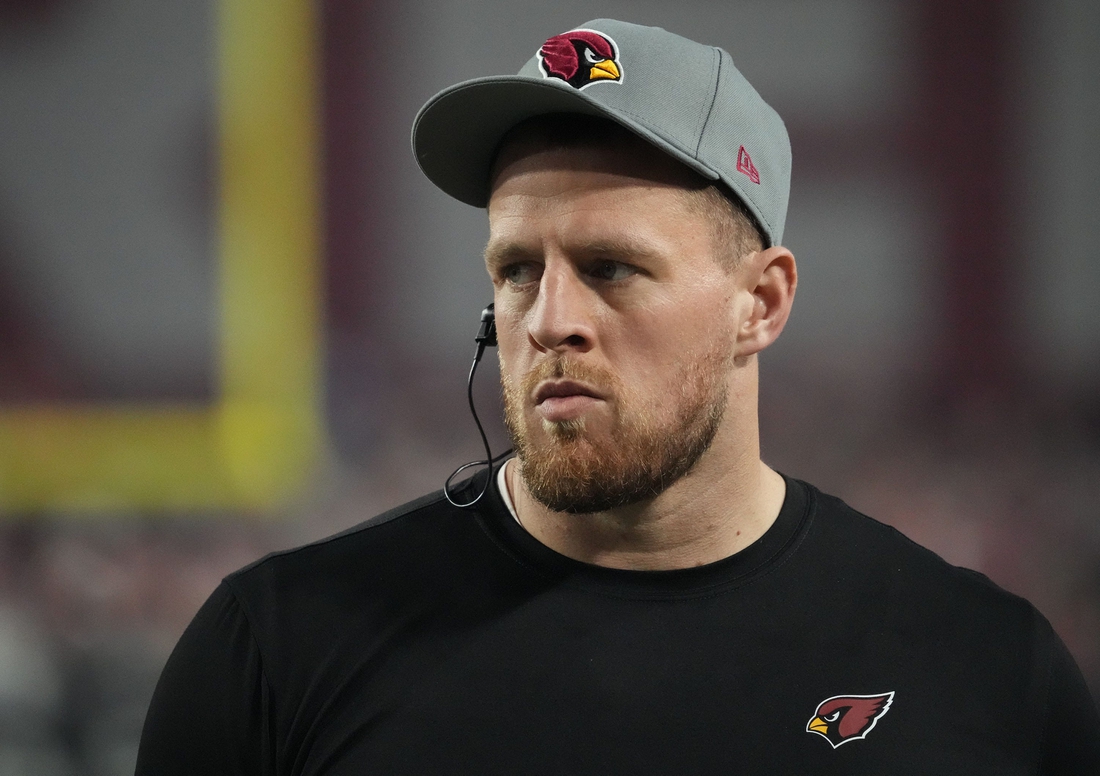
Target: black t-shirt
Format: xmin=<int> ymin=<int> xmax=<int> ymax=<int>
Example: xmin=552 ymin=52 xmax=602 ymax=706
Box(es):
xmin=137 ymin=472 xmax=1100 ymax=774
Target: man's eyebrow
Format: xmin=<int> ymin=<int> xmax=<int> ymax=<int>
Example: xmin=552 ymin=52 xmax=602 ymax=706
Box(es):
xmin=485 ymin=237 xmax=664 ymax=268
xmin=572 ymin=237 xmax=663 ymax=261
xmin=483 ymin=242 xmax=536 ymax=269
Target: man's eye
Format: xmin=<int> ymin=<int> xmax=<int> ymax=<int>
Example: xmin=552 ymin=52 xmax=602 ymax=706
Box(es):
xmin=503 ymin=263 xmax=540 ymax=285
xmin=588 ymin=260 xmax=635 ymax=281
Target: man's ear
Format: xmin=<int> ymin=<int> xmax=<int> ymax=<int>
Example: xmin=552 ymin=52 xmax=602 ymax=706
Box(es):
xmin=735 ymin=245 xmax=797 ymax=357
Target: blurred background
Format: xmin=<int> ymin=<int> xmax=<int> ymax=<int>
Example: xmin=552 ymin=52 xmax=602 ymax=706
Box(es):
xmin=0 ymin=0 xmax=1097 ymax=772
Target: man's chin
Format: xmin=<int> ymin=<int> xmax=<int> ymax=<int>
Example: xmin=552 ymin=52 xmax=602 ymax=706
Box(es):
xmin=513 ymin=401 xmax=724 ymax=515
xmin=515 ymin=437 xmax=664 ymax=515
xmin=525 ymin=426 xmax=604 ymax=468
xmin=524 ymin=470 xmax=649 ymax=515
xmin=540 ymin=417 xmax=587 ymax=440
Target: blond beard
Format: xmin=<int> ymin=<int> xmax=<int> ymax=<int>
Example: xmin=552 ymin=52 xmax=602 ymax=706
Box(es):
xmin=501 ymin=344 xmax=731 ymax=514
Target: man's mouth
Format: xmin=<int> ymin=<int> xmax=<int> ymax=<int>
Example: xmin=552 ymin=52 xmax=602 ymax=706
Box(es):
xmin=532 ymin=380 xmax=604 ymax=422
xmin=533 ymin=380 xmax=602 ymax=404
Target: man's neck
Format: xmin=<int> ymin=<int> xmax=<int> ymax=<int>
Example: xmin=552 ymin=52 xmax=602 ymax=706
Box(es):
xmin=504 ymin=439 xmax=786 ymax=572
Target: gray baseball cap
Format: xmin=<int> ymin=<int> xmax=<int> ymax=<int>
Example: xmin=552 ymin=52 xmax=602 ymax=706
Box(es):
xmin=412 ymin=18 xmax=791 ymax=247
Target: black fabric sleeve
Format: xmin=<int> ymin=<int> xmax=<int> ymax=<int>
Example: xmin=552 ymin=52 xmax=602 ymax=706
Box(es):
xmin=1039 ymin=627 xmax=1100 ymax=775
xmin=135 ymin=581 xmax=274 ymax=776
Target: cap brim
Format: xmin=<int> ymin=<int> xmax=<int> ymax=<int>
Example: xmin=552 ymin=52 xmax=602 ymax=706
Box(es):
xmin=412 ymin=76 xmax=720 ymax=208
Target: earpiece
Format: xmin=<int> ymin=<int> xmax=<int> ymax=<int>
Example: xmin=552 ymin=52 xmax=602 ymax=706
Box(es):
xmin=475 ymin=303 xmax=497 ymax=348
xmin=445 ymin=303 xmax=512 ymax=508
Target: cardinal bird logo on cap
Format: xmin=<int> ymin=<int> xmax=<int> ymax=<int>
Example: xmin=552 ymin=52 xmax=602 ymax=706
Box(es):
xmin=538 ymin=29 xmax=622 ymax=90
xmin=806 ymin=692 xmax=894 ymax=748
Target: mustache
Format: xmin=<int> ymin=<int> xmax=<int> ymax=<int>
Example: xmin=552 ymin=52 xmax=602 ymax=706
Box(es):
xmin=519 ymin=357 xmax=620 ymax=398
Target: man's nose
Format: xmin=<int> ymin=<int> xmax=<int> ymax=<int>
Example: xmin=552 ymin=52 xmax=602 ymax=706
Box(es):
xmin=526 ymin=263 xmax=595 ymax=354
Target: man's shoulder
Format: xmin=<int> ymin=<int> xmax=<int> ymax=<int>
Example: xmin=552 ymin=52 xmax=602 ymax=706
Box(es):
xmin=800 ymin=480 xmax=1042 ymax=632
xmin=232 ymin=489 xmax=449 ymax=570
xmin=220 ymin=488 xmax=503 ymax=619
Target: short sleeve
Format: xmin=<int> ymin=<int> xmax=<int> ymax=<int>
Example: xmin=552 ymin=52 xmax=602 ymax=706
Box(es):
xmin=136 ymin=581 xmax=274 ymax=776
xmin=1039 ymin=629 xmax=1100 ymax=774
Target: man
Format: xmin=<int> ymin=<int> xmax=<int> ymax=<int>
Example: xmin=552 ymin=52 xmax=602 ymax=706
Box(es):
xmin=137 ymin=19 xmax=1100 ymax=774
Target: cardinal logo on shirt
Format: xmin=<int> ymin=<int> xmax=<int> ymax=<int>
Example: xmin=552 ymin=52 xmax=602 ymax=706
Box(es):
xmin=806 ymin=692 xmax=894 ymax=748
xmin=538 ymin=29 xmax=622 ymax=90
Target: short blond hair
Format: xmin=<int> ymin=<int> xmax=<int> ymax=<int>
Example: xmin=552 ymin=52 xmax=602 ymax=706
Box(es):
xmin=683 ymin=182 xmax=764 ymax=270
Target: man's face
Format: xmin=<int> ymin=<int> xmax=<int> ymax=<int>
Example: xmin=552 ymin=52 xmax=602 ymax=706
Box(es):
xmin=486 ymin=140 xmax=746 ymax=514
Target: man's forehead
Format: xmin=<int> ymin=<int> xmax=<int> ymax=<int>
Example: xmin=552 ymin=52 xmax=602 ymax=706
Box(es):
xmin=484 ymin=165 xmax=710 ymax=273
xmin=486 ymin=152 xmax=704 ymax=244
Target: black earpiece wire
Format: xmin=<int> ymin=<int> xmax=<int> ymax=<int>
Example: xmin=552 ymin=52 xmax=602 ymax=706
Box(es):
xmin=445 ymin=304 xmax=513 ymax=508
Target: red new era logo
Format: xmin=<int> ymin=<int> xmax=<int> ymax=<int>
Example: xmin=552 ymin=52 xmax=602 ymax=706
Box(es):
xmin=737 ymin=146 xmax=760 ymax=184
